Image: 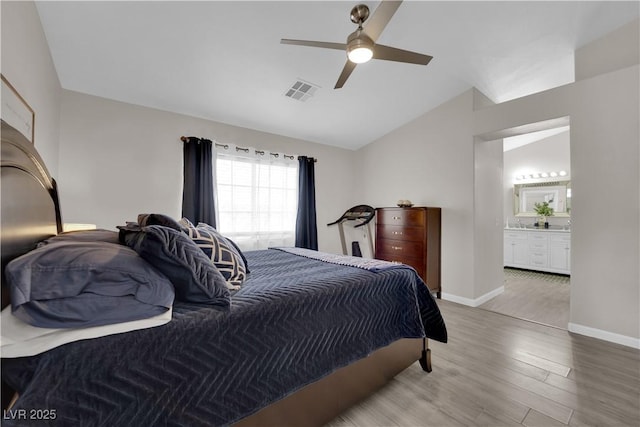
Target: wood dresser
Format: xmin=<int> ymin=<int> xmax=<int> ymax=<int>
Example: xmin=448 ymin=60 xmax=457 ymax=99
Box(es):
xmin=375 ymin=207 xmax=442 ymax=298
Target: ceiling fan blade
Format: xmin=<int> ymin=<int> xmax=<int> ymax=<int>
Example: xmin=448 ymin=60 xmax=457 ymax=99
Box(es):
xmin=373 ymin=44 xmax=433 ymax=65
xmin=280 ymin=39 xmax=346 ymax=51
xmin=363 ymin=1 xmax=402 ymax=42
xmin=334 ymin=61 xmax=357 ymax=89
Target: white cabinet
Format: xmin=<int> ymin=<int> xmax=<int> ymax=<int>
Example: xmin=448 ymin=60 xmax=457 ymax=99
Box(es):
xmin=503 ymin=229 xmax=570 ymax=275
xmin=528 ymin=233 xmax=549 ymax=269
xmin=549 ymin=233 xmax=571 ymax=272
xmin=504 ymin=231 xmax=528 ymax=267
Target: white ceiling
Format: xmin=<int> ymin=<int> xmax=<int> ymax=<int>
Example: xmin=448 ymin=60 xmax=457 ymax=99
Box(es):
xmin=36 ymin=1 xmax=638 ymax=150
xmin=503 ymin=126 xmax=570 ymax=152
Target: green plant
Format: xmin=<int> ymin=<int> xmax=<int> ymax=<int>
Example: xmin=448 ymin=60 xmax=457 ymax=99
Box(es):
xmin=533 ymin=201 xmax=554 ymax=218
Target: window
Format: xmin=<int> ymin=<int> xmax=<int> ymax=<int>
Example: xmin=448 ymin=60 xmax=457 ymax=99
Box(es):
xmin=216 ymin=149 xmax=298 ymax=250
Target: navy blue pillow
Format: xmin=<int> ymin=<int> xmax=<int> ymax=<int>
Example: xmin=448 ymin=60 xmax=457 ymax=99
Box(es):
xmin=137 ymin=213 xmax=183 ymax=231
xmin=6 ymin=241 xmax=175 ymax=328
xmin=122 ymin=225 xmax=230 ymax=306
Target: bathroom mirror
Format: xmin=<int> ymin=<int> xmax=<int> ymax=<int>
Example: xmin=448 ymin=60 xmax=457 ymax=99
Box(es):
xmin=514 ymin=180 xmax=571 ymax=217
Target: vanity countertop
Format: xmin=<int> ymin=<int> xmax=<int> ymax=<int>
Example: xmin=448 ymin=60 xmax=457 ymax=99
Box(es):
xmin=504 ymin=226 xmax=570 ymax=232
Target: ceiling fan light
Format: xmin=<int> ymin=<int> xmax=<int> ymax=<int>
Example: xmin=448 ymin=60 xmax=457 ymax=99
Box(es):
xmin=348 ymin=46 xmax=373 ymax=63
xmin=346 ymin=31 xmax=374 ymax=64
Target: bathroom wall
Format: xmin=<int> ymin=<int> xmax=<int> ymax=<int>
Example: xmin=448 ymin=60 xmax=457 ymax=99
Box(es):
xmin=503 ymin=130 xmax=571 ymax=227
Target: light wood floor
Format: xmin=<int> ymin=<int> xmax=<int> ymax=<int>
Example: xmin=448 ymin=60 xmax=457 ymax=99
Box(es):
xmin=479 ymin=268 xmax=570 ymax=329
xmin=327 ymin=300 xmax=640 ymax=427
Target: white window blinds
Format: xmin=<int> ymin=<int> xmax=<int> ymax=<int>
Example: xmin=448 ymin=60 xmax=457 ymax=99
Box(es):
xmin=216 ymin=146 xmax=298 ymax=250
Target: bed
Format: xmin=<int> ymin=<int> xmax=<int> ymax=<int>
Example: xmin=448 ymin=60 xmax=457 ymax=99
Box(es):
xmin=0 ymin=119 xmax=447 ymax=426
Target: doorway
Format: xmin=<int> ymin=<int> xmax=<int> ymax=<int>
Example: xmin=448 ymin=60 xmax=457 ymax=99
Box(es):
xmin=475 ymin=119 xmax=572 ymax=329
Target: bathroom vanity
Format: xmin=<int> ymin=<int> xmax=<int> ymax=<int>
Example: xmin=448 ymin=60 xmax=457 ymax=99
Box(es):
xmin=504 ymin=227 xmax=570 ymax=275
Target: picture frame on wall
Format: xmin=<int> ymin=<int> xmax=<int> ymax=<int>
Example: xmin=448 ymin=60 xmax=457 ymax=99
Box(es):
xmin=1 ymin=74 xmax=35 ymax=143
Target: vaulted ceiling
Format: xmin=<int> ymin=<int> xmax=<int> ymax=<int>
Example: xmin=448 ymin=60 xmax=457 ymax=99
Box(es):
xmin=36 ymin=1 xmax=638 ymax=150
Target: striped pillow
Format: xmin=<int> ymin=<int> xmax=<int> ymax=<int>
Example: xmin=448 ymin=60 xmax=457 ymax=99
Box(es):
xmin=181 ymin=222 xmax=246 ymax=290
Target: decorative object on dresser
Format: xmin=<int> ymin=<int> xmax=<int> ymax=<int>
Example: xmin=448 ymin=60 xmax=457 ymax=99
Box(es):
xmin=397 ymin=199 xmax=413 ymax=208
xmin=375 ymin=207 xmax=442 ymax=298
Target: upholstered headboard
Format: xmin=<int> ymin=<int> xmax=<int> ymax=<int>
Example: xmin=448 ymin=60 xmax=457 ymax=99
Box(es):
xmin=1 ymin=120 xmax=62 ymax=308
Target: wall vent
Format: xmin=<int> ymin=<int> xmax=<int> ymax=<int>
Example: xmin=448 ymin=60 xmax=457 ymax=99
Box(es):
xmin=285 ymin=79 xmax=319 ymax=102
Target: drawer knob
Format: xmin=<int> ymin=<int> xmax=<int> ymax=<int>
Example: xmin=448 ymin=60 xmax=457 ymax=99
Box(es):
xmin=392 ymin=231 xmax=403 ymax=235
xmin=392 ymin=216 xmax=402 ymax=220
xmin=391 ymin=246 xmax=403 ymax=250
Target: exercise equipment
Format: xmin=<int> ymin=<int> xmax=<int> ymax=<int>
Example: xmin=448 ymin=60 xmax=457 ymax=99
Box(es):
xmin=327 ymin=205 xmax=375 ymax=256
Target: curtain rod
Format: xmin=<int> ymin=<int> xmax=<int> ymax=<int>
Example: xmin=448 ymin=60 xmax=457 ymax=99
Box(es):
xmin=180 ymin=136 xmax=316 ymax=162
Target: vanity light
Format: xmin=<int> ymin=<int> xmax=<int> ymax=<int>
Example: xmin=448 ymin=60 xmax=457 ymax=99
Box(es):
xmin=515 ymin=170 xmax=569 ymax=182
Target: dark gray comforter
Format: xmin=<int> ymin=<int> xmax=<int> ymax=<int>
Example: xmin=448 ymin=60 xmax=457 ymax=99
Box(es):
xmin=2 ymin=249 xmax=447 ymax=426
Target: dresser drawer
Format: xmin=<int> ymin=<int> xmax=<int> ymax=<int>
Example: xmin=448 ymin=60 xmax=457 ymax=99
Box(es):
xmin=376 ymin=208 xmax=425 ymax=227
xmin=376 ymin=238 xmax=424 ymax=259
xmin=376 ymin=224 xmax=424 ymax=242
xmin=377 ymin=253 xmax=426 ymax=275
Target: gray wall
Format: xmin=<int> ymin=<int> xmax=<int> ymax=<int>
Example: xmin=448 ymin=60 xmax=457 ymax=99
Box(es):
xmin=1 ymin=0 xmax=61 ymax=176
xmin=473 ymin=137 xmax=504 ymax=301
xmin=58 ymin=90 xmax=357 ymax=255
xmin=354 ymin=89 xmax=477 ymax=301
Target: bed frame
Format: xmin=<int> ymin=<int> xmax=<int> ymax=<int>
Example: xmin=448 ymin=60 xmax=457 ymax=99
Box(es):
xmin=0 ymin=119 xmax=431 ymax=425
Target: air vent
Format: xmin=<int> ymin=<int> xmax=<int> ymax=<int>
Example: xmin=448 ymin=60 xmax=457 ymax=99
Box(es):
xmin=285 ymin=79 xmax=319 ymax=102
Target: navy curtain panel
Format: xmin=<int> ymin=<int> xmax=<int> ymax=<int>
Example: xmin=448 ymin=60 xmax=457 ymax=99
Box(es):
xmin=182 ymin=137 xmax=217 ymax=227
xmin=295 ymin=156 xmax=318 ymax=250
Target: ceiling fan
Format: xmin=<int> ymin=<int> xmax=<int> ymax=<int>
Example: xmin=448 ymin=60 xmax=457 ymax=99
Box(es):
xmin=281 ymin=0 xmax=433 ymax=89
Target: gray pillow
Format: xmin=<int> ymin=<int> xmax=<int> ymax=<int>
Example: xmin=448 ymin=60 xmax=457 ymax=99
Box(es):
xmin=38 ymin=229 xmax=120 ymax=246
xmin=6 ymin=241 xmax=175 ymax=328
xmin=121 ymin=225 xmax=231 ymax=307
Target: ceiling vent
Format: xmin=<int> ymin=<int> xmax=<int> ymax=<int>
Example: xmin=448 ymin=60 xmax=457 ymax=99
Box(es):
xmin=285 ymin=80 xmax=319 ymax=102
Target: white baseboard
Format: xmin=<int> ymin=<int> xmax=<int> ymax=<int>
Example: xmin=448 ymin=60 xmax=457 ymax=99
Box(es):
xmin=441 ymin=286 xmax=504 ymax=308
xmin=568 ymin=323 xmax=640 ymax=349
